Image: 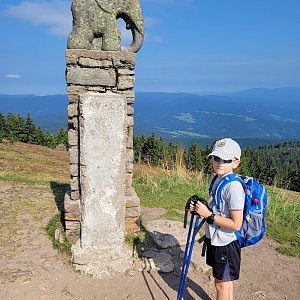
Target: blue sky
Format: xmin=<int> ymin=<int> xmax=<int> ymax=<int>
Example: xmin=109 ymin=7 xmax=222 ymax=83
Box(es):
xmin=0 ymin=0 xmax=299 ymax=95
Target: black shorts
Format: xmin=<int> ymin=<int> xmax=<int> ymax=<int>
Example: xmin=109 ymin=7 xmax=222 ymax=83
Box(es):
xmin=206 ymin=239 xmax=241 ymax=281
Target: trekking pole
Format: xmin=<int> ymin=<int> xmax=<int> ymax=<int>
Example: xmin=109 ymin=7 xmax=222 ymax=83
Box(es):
xmin=177 ymin=195 xmax=209 ymax=300
xmin=177 ymin=214 xmax=200 ymax=300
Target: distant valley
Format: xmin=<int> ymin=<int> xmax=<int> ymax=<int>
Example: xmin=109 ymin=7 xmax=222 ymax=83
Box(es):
xmin=1 ymin=87 xmax=300 ymax=148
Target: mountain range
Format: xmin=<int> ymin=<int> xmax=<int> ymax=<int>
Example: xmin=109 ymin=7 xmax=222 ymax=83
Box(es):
xmin=1 ymin=87 xmax=299 ymax=148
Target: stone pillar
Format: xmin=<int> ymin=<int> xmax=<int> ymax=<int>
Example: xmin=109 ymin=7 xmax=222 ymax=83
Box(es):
xmin=64 ymin=50 xmax=140 ymax=277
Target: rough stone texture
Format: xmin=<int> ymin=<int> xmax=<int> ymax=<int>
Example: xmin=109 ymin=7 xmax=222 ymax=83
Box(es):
xmin=141 ymin=219 xmax=210 ymax=274
xmin=72 ymin=245 xmax=132 ymax=277
xmin=66 ymin=67 xmax=116 ymax=86
xmin=78 ymin=92 xmax=127 ymax=248
xmin=145 ymin=220 xmax=189 ymax=248
xmin=67 ymin=0 xmax=144 ymax=53
xmin=64 ymin=50 xmax=140 ymax=276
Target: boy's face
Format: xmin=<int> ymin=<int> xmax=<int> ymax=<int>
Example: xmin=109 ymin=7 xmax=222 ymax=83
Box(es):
xmin=211 ymin=156 xmax=240 ymax=178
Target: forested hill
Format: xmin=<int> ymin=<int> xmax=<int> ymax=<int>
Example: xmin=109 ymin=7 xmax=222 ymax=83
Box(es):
xmin=133 ymin=134 xmax=300 ymax=192
xmin=242 ymin=141 xmax=300 ymax=191
xmin=1 ymin=87 xmax=300 ymax=148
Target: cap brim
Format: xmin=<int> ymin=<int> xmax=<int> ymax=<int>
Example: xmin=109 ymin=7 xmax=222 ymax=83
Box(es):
xmin=207 ymin=150 xmax=235 ymax=160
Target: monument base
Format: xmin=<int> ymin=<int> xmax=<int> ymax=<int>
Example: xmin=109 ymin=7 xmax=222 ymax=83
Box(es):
xmin=72 ymin=241 xmax=133 ymax=277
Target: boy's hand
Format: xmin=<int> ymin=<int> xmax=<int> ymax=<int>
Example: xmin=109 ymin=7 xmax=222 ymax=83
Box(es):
xmin=195 ymin=201 xmax=212 ymax=219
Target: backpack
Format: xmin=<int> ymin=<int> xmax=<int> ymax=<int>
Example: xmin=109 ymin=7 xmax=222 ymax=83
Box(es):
xmin=209 ymin=174 xmax=268 ymax=248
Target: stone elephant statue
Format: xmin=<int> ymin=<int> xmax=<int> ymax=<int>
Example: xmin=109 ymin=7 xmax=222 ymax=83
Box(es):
xmin=67 ymin=0 xmax=144 ymax=53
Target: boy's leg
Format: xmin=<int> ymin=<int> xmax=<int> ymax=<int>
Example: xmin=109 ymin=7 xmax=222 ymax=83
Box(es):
xmin=215 ymin=279 xmax=233 ymax=300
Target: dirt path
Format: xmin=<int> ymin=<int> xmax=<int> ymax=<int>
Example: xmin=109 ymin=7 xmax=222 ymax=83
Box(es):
xmin=0 ymin=180 xmax=299 ymax=300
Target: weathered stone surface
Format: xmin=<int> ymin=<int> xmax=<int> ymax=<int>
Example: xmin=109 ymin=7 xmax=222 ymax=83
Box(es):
xmin=143 ymin=250 xmax=174 ymax=273
xmin=69 ymin=147 xmax=78 ymax=164
xmin=126 ymin=148 xmax=134 ymax=164
xmin=127 ymin=105 xmax=134 ymax=115
xmin=67 ymin=67 xmax=116 ymax=86
xmin=65 ymin=212 xmax=81 ymax=221
xmin=126 ymin=163 xmax=133 ymax=173
xmin=66 ymin=229 xmax=80 ymax=240
xmin=67 ymin=0 xmax=144 ymax=53
xmin=86 ymin=86 xmax=106 ymax=92
xmin=68 ymin=102 xmax=78 ymax=118
xmin=118 ymin=68 xmax=135 ymax=76
xmin=68 ymin=129 xmax=78 ymax=146
xmin=55 ymin=228 xmax=65 ymax=244
xmin=127 ymin=115 xmax=134 ymax=127
xmin=118 ymin=75 xmax=135 ymax=90
xmin=68 ymin=117 xmax=78 ymax=130
xmin=66 ymin=49 xmax=136 ymax=64
xmin=145 ymin=220 xmax=188 ymax=248
xmin=65 ymin=49 xmax=140 ymax=277
xmin=65 ymin=201 xmax=80 ymax=213
xmin=72 ymin=242 xmax=132 ymax=278
xmin=125 ymin=217 xmax=140 ymax=234
xmin=67 ymin=85 xmax=86 ymax=94
xmin=125 ymin=206 xmax=140 ymax=218
xmin=125 ymin=173 xmax=133 ymax=187
xmin=78 ymin=57 xmax=113 ymax=68
xmin=69 ymin=163 xmax=79 ymax=177
xmin=67 ymin=93 xmax=80 ymax=104
xmin=125 ymin=192 xmax=140 ymax=208
xmin=78 ymin=92 xmax=127 ymax=248
xmin=70 ymin=176 xmax=79 ymax=191
xmin=65 ymin=220 xmax=80 ymax=230
xmin=64 ymin=192 xmax=80 ymax=212
xmin=70 ymin=190 xmax=80 ymax=200
xmin=127 ymin=127 xmax=133 ymax=148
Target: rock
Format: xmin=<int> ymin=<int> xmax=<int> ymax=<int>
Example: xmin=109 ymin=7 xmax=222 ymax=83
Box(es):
xmin=54 ymin=228 xmax=65 ymax=244
xmin=254 ymin=290 xmax=266 ymax=297
xmin=143 ymin=250 xmax=174 ymax=273
xmin=145 ymin=220 xmax=188 ymax=248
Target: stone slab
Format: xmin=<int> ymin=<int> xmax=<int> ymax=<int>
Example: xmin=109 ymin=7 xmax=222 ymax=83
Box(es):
xmin=78 ymin=92 xmax=127 ymax=249
xmin=145 ymin=220 xmax=188 ymax=248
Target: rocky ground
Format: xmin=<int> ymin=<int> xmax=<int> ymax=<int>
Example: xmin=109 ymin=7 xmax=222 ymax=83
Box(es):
xmin=0 ymin=143 xmax=299 ymax=299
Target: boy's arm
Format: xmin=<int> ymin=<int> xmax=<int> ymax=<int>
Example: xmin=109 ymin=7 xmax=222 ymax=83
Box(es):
xmin=214 ymin=209 xmax=243 ymax=231
xmin=195 ymin=203 xmax=243 ymax=231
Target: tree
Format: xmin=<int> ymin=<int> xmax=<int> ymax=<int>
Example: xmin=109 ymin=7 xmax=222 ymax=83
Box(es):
xmin=133 ymin=132 xmax=147 ymax=163
xmin=55 ymin=127 xmax=68 ymax=147
xmin=24 ymin=113 xmax=37 ymax=144
xmin=184 ymin=143 xmax=204 ymax=171
xmin=0 ymin=112 xmax=6 ymax=141
xmin=142 ymin=133 xmax=166 ymax=166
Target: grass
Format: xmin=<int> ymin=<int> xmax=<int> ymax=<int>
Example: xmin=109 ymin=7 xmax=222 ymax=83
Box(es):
xmin=45 ymin=214 xmax=72 ymax=256
xmin=133 ymin=164 xmax=209 ymax=210
xmin=1 ymin=142 xmax=299 ymax=258
xmin=265 ymin=186 xmax=300 ymax=256
xmin=133 ymin=163 xmax=300 ymax=257
xmin=0 ymin=142 xmax=70 ymax=257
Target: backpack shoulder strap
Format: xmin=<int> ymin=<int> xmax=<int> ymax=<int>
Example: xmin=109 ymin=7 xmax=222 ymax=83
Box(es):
xmin=214 ymin=174 xmax=245 ymax=209
xmin=208 ymin=175 xmax=218 ymax=196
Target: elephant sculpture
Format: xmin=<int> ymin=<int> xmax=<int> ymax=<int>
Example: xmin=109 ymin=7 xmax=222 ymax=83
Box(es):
xmin=67 ymin=0 xmax=144 ymax=53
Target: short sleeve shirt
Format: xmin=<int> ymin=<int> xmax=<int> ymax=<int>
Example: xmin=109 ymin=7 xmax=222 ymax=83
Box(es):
xmin=205 ymin=176 xmax=245 ymax=246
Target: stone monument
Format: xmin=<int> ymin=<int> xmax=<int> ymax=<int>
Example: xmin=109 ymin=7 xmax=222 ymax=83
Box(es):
xmin=64 ymin=0 xmax=144 ymax=277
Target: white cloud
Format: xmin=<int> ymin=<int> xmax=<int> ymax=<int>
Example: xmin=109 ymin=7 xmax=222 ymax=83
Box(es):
xmin=5 ymin=74 xmax=21 ymax=79
xmin=4 ymin=0 xmax=72 ymax=38
xmin=4 ymin=1 xmax=164 ymax=43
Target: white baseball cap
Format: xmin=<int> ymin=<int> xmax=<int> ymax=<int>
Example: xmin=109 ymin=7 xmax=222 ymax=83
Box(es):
xmin=208 ymin=138 xmax=241 ymax=160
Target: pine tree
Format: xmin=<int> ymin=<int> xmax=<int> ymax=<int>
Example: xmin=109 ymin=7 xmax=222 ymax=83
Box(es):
xmin=55 ymin=127 xmax=68 ymax=147
xmin=0 ymin=112 xmax=6 ymax=141
xmin=45 ymin=132 xmax=57 ymax=149
xmin=184 ymin=143 xmax=204 ymax=171
xmin=24 ymin=113 xmax=37 ymax=144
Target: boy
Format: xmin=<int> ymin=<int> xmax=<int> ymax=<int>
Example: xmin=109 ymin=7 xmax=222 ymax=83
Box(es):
xmin=191 ymin=138 xmax=245 ymax=300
